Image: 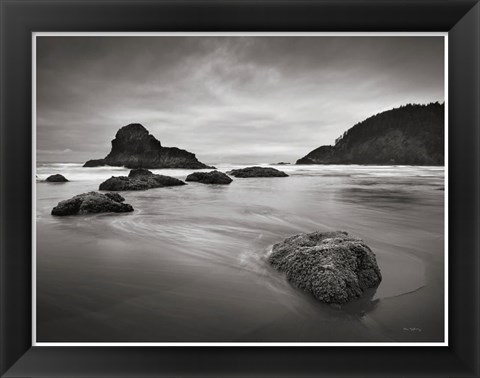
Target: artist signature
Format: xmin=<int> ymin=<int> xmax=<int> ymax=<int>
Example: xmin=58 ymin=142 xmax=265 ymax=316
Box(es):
xmin=403 ymin=327 xmax=422 ymax=332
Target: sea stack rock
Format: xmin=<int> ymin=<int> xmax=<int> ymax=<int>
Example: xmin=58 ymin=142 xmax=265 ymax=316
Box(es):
xmin=99 ymin=168 xmax=186 ymax=191
xmin=185 ymin=171 xmax=233 ymax=185
xmin=227 ymin=166 xmax=288 ymax=178
xmin=51 ymin=192 xmax=133 ymax=216
xmin=268 ymin=231 xmax=382 ymax=304
xmin=83 ymin=123 xmax=213 ymax=169
xmin=45 ymin=174 xmax=69 ymax=182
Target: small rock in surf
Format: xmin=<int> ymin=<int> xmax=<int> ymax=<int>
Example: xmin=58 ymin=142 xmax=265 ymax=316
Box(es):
xmin=45 ymin=174 xmax=69 ymax=182
xmin=51 ymin=192 xmax=133 ymax=216
xmin=227 ymin=166 xmax=288 ymax=178
xmin=99 ymin=168 xmax=185 ymax=191
xmin=185 ymin=171 xmax=233 ymax=185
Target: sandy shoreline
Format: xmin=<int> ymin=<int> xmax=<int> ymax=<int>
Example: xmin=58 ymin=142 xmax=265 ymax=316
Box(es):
xmin=35 ymin=164 xmax=445 ymax=342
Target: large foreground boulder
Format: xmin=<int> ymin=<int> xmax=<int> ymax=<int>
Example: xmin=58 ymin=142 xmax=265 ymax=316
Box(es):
xmin=268 ymin=231 xmax=382 ymax=304
xmin=227 ymin=166 xmax=288 ymax=178
xmin=51 ymin=192 xmax=133 ymax=216
xmin=185 ymin=171 xmax=232 ymax=185
xmin=45 ymin=174 xmax=69 ymax=182
xmin=83 ymin=123 xmax=213 ymax=169
xmin=99 ymin=168 xmax=186 ymax=191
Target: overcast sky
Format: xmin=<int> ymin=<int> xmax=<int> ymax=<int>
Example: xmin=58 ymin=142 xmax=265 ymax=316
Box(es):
xmin=36 ymin=36 xmax=444 ymax=164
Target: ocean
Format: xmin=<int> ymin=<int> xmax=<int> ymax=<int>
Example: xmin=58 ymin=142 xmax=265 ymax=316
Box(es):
xmin=35 ymin=163 xmax=445 ymax=343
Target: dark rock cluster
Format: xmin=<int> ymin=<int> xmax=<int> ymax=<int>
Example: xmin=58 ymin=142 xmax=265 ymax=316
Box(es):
xmin=268 ymin=231 xmax=382 ymax=304
xmin=99 ymin=168 xmax=186 ymax=191
xmin=51 ymin=192 xmax=134 ymax=216
xmin=185 ymin=171 xmax=233 ymax=185
xmin=227 ymin=166 xmax=288 ymax=178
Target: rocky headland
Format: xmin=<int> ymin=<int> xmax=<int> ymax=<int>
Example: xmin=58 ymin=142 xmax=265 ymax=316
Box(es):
xmin=185 ymin=171 xmax=233 ymax=185
xmin=84 ymin=123 xmax=213 ymax=169
xmin=51 ymin=192 xmax=133 ymax=216
xmin=268 ymin=231 xmax=382 ymax=304
xmin=99 ymin=168 xmax=186 ymax=191
xmin=227 ymin=166 xmax=288 ymax=178
xmin=297 ymin=103 xmax=444 ymax=166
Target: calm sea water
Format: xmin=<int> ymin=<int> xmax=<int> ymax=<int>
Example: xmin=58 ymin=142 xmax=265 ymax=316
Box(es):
xmin=36 ymin=163 xmax=445 ymax=342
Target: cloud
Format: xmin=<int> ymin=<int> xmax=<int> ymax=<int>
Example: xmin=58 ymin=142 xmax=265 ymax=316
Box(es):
xmin=36 ymin=36 xmax=444 ymax=163
xmin=37 ymin=148 xmax=73 ymax=154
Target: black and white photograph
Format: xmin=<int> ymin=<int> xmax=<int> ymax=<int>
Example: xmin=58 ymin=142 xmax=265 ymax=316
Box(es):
xmin=34 ymin=33 xmax=446 ymax=344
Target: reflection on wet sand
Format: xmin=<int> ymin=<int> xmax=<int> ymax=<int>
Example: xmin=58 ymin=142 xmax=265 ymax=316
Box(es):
xmin=36 ymin=164 xmax=444 ymax=342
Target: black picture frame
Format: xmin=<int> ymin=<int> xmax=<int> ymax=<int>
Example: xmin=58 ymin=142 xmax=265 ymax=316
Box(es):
xmin=1 ymin=0 xmax=479 ymax=377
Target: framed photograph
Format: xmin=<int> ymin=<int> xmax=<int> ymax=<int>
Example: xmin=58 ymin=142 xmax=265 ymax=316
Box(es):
xmin=1 ymin=1 xmax=479 ymax=377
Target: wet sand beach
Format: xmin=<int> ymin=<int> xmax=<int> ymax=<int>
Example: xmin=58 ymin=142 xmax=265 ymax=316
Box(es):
xmin=36 ymin=164 xmax=445 ymax=342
